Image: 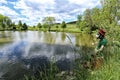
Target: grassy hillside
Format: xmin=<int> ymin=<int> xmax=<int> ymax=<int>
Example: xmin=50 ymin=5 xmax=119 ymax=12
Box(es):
xmin=28 ymin=21 xmax=81 ymax=33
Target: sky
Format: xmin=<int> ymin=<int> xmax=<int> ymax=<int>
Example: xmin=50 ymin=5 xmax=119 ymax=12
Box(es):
xmin=0 ymin=0 xmax=101 ymax=26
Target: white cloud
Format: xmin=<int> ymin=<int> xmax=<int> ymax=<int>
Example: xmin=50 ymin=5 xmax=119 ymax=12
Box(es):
xmin=13 ymin=0 xmax=30 ymax=10
xmin=26 ymin=0 xmax=55 ymax=5
xmin=0 ymin=0 xmax=7 ymax=4
xmin=13 ymin=0 xmax=56 ymax=25
xmin=69 ymin=0 xmax=88 ymax=5
xmin=69 ymin=0 xmax=100 ymax=9
xmin=0 ymin=5 xmax=19 ymax=18
xmin=0 ymin=0 xmax=101 ymax=26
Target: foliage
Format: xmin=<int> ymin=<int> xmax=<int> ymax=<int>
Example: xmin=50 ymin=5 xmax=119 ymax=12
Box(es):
xmin=22 ymin=23 xmax=28 ymax=30
xmin=84 ymin=9 xmax=92 ymax=27
xmin=91 ymin=8 xmax=100 ymax=28
xmin=12 ymin=22 xmax=16 ymax=30
xmin=79 ymin=21 xmax=87 ymax=31
xmin=61 ymin=21 xmax=67 ymax=30
xmin=37 ymin=23 xmax=42 ymax=29
xmin=75 ymin=0 xmax=120 ymax=33
xmin=42 ymin=23 xmax=48 ymax=28
xmin=42 ymin=16 xmax=56 ymax=31
xmin=56 ymin=25 xmax=59 ymax=28
xmin=18 ymin=20 xmax=22 ymax=30
xmin=76 ymin=15 xmax=82 ymax=28
xmin=0 ymin=14 xmax=12 ymax=30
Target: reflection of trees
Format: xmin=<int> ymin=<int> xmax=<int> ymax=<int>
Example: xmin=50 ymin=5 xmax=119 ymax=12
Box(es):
xmin=75 ymin=33 xmax=81 ymax=47
xmin=19 ymin=32 xmax=25 ymax=39
xmin=0 ymin=31 xmax=13 ymax=43
xmin=61 ymin=32 xmax=66 ymax=42
xmin=79 ymin=34 xmax=93 ymax=47
xmin=1 ymin=31 xmax=6 ymax=38
xmin=44 ymin=32 xmax=55 ymax=44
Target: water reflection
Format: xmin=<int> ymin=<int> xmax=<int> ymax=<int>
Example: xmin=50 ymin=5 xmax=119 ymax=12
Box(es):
xmin=0 ymin=31 xmax=94 ymax=46
xmin=0 ymin=31 xmax=94 ymax=80
xmin=61 ymin=32 xmax=66 ymax=42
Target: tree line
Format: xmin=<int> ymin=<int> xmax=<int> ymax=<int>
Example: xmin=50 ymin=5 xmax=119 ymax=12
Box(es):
xmin=0 ymin=14 xmax=13 ymax=30
xmin=0 ymin=14 xmax=66 ymax=31
xmin=0 ymin=0 xmax=119 ymax=32
xmin=76 ymin=0 xmax=120 ymax=33
xmin=0 ymin=14 xmax=28 ymax=31
xmin=34 ymin=17 xmax=66 ymax=31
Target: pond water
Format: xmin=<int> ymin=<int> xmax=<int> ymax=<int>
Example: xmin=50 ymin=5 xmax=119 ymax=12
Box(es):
xmin=0 ymin=31 xmax=94 ymax=80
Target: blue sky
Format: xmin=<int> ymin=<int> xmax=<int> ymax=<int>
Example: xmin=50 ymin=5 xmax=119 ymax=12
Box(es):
xmin=0 ymin=0 xmax=101 ymax=26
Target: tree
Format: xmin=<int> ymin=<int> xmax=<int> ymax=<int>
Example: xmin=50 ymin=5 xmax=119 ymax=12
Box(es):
xmin=101 ymin=0 xmax=119 ymax=25
xmin=1 ymin=21 xmax=5 ymax=30
xmin=42 ymin=16 xmax=56 ymax=31
xmin=56 ymin=25 xmax=59 ymax=28
xmin=37 ymin=23 xmax=42 ymax=29
xmin=18 ymin=20 xmax=22 ymax=30
xmin=84 ymin=9 xmax=92 ymax=27
xmin=83 ymin=9 xmax=93 ymax=33
xmin=42 ymin=23 xmax=48 ymax=29
xmin=0 ymin=14 xmax=5 ymax=28
xmin=22 ymin=23 xmax=28 ymax=30
xmin=0 ymin=14 xmax=12 ymax=30
xmin=79 ymin=21 xmax=87 ymax=31
xmin=91 ymin=8 xmax=100 ymax=29
xmin=5 ymin=16 xmax=12 ymax=30
xmin=33 ymin=25 xmax=36 ymax=28
xmin=76 ymin=15 xmax=82 ymax=28
xmin=61 ymin=21 xmax=66 ymax=31
xmin=12 ymin=22 xmax=16 ymax=31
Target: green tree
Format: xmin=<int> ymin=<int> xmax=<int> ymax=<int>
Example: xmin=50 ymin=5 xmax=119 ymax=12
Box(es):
xmin=42 ymin=23 xmax=48 ymax=29
xmin=83 ymin=9 xmax=93 ymax=33
xmin=33 ymin=25 xmax=36 ymax=28
xmin=37 ymin=23 xmax=42 ymax=30
xmin=56 ymin=25 xmax=59 ymax=28
xmin=42 ymin=16 xmax=56 ymax=31
xmin=76 ymin=15 xmax=82 ymax=28
xmin=84 ymin=9 xmax=92 ymax=25
xmin=1 ymin=21 xmax=5 ymax=30
xmin=61 ymin=21 xmax=66 ymax=31
xmin=22 ymin=23 xmax=28 ymax=30
xmin=18 ymin=20 xmax=22 ymax=30
xmin=79 ymin=21 xmax=87 ymax=31
xmin=5 ymin=17 xmax=12 ymax=30
xmin=0 ymin=14 xmax=12 ymax=30
xmin=12 ymin=22 xmax=16 ymax=30
xmin=101 ymin=0 xmax=119 ymax=25
xmin=0 ymin=14 xmax=5 ymax=29
xmin=91 ymin=8 xmax=100 ymax=29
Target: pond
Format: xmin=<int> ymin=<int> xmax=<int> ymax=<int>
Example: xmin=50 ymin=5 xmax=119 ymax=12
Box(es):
xmin=0 ymin=31 xmax=94 ymax=80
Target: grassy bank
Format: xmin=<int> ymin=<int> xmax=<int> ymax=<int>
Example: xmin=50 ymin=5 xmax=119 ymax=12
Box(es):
xmin=28 ymin=27 xmax=81 ymax=33
xmin=28 ymin=23 xmax=84 ymax=33
xmin=24 ymin=26 xmax=120 ymax=80
xmin=24 ymin=44 xmax=120 ymax=80
xmin=74 ymin=26 xmax=120 ymax=80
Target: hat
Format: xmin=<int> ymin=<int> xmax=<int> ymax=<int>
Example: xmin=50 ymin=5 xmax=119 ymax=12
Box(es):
xmin=98 ymin=29 xmax=106 ymax=36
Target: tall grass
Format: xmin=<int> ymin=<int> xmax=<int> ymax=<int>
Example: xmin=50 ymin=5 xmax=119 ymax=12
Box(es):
xmin=88 ymin=27 xmax=120 ymax=80
xmin=68 ymin=26 xmax=120 ymax=80
xmin=88 ymin=43 xmax=120 ymax=80
xmin=25 ymin=27 xmax=120 ymax=80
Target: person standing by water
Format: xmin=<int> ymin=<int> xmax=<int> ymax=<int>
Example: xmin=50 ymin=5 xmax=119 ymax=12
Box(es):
xmin=95 ymin=29 xmax=107 ymax=57
xmin=90 ymin=29 xmax=107 ymax=69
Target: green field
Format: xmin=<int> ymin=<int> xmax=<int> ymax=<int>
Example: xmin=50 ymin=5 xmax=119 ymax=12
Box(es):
xmin=28 ymin=23 xmax=84 ymax=33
